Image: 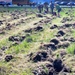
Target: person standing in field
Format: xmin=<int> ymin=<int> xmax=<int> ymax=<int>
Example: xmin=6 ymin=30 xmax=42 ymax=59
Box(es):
xmin=55 ymin=3 xmax=61 ymax=17
xmin=44 ymin=2 xmax=49 ymax=13
xmin=38 ymin=2 xmax=43 ymax=13
xmin=50 ymin=1 xmax=54 ymax=14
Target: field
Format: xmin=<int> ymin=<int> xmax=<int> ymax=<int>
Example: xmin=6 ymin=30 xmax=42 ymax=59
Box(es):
xmin=0 ymin=7 xmax=75 ymax=75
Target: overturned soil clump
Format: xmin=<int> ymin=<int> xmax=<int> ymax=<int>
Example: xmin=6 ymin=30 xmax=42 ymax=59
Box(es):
xmin=57 ymin=30 xmax=65 ymax=36
xmin=5 ymin=55 xmax=13 ymax=62
xmin=9 ymin=35 xmax=26 ymax=42
xmin=33 ymin=58 xmax=71 ymax=75
xmin=50 ymin=24 xmax=58 ymax=29
xmin=30 ymin=51 xmax=51 ymax=62
xmin=40 ymin=43 xmax=57 ymax=50
xmin=25 ymin=26 xmax=44 ymax=33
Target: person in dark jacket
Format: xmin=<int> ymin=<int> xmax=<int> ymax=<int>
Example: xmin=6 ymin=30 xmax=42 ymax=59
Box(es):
xmin=44 ymin=2 xmax=49 ymax=13
xmin=50 ymin=1 xmax=54 ymax=14
xmin=38 ymin=2 xmax=43 ymax=13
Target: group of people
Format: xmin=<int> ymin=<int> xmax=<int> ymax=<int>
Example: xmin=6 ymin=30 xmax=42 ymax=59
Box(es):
xmin=38 ymin=1 xmax=61 ymax=17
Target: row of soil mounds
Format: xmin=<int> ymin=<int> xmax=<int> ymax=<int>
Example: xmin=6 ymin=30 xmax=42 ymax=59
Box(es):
xmin=4 ymin=50 xmax=71 ymax=74
xmin=9 ymin=35 xmax=26 ymax=42
xmin=61 ymin=10 xmax=75 ymax=23
xmin=0 ymin=16 xmax=35 ymax=35
xmin=50 ymin=23 xmax=75 ymax=30
xmin=29 ymin=23 xmax=75 ymax=75
xmin=33 ymin=59 xmax=71 ymax=75
xmin=5 ymin=26 xmax=43 ymax=51
xmin=0 ymin=10 xmax=34 ymax=24
xmin=9 ymin=26 xmax=43 ymax=42
xmin=50 ymin=23 xmax=73 ymax=30
xmin=8 ymin=15 xmax=56 ymax=44
xmin=61 ymin=17 xmax=73 ymax=23
xmin=25 ymin=26 xmax=44 ymax=33
xmin=42 ymin=23 xmax=75 ymax=50
xmin=29 ymin=50 xmax=72 ymax=75
xmin=0 ymin=9 xmax=36 ymax=35
xmin=29 ymin=49 xmax=68 ymax=63
xmin=34 ymin=15 xmax=56 ymax=26
xmin=0 ymin=15 xmax=54 ymax=62
xmin=0 ymin=18 xmax=45 ymax=61
xmin=24 ymin=16 xmax=56 ymax=34
xmin=0 ymin=25 xmax=44 ymax=61
xmin=5 ymin=22 xmax=75 ymax=63
xmin=40 ymin=31 xmax=73 ymax=50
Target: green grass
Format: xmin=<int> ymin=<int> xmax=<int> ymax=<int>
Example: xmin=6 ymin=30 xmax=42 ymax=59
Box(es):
xmin=71 ymin=29 xmax=75 ymax=38
xmin=67 ymin=43 xmax=75 ymax=54
xmin=20 ymin=69 xmax=33 ymax=75
xmin=0 ymin=39 xmax=12 ymax=48
xmin=5 ymin=41 xmax=30 ymax=54
xmin=0 ymin=7 xmax=75 ymax=75
xmin=8 ymin=68 xmax=33 ymax=75
xmin=0 ymin=60 xmax=33 ymax=75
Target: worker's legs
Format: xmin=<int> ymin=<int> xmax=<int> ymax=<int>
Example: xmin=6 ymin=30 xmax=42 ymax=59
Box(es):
xmin=58 ymin=12 xmax=60 ymax=17
xmin=38 ymin=8 xmax=41 ymax=13
xmin=47 ymin=7 xmax=49 ymax=13
xmin=39 ymin=10 xmax=41 ymax=13
xmin=41 ymin=7 xmax=43 ymax=11
xmin=51 ymin=8 xmax=54 ymax=14
xmin=57 ymin=8 xmax=61 ymax=17
xmin=58 ymin=11 xmax=60 ymax=17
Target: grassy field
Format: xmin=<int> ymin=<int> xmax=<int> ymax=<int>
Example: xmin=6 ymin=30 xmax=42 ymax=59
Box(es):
xmin=0 ymin=7 xmax=75 ymax=75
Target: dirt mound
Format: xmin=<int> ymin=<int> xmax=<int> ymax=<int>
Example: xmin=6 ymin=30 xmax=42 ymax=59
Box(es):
xmin=33 ymin=58 xmax=71 ymax=75
xmin=57 ymin=30 xmax=65 ymax=36
xmin=36 ymin=14 xmax=43 ymax=17
xmin=5 ymin=55 xmax=13 ymax=62
xmin=5 ymin=23 xmax=12 ymax=30
xmin=33 ymin=63 xmax=54 ymax=75
xmin=50 ymin=38 xmax=59 ymax=45
xmin=65 ymin=12 xmax=68 ymax=15
xmin=34 ymin=26 xmax=43 ymax=31
xmin=68 ymin=37 xmax=75 ymax=42
xmin=58 ymin=41 xmax=70 ymax=48
xmin=25 ymin=28 xmax=32 ymax=33
xmin=34 ymin=22 xmax=38 ymax=25
xmin=13 ymin=15 xmax=19 ymax=19
xmin=1 ymin=46 xmax=7 ymax=51
xmin=0 ymin=31 xmax=5 ymax=34
xmin=30 ymin=51 xmax=49 ymax=62
xmin=64 ymin=24 xmax=72 ymax=28
xmin=59 ymin=50 xmax=67 ymax=57
xmin=61 ymin=17 xmax=72 ymax=23
xmin=33 ymin=17 xmax=51 ymax=26
xmin=25 ymin=26 xmax=43 ymax=33
xmin=0 ymin=20 xmax=3 ymax=25
xmin=53 ymin=58 xmax=64 ymax=72
xmin=63 ymin=66 xmax=71 ymax=73
xmin=42 ymin=43 xmax=57 ymax=50
xmin=9 ymin=35 xmax=26 ymax=42
xmin=58 ymin=23 xmax=72 ymax=30
xmin=50 ymin=24 xmax=58 ymax=29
